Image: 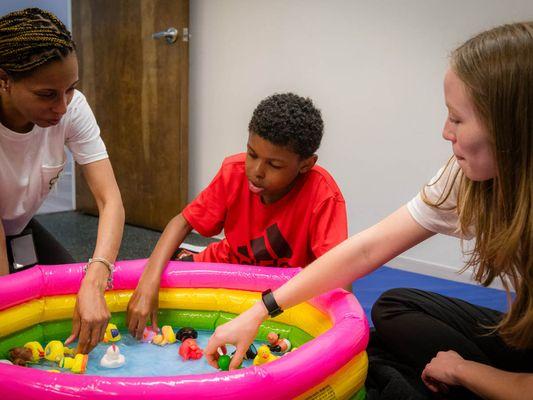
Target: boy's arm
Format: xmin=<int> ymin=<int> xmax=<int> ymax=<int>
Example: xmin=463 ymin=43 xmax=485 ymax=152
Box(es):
xmin=0 ymin=222 xmax=8 ymax=276
xmin=127 ymin=213 xmax=193 ymax=339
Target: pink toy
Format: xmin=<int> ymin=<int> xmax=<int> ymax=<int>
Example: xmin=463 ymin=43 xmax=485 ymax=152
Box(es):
xmin=178 ymin=338 xmax=203 ymax=360
xmin=141 ymin=327 xmax=158 ymax=343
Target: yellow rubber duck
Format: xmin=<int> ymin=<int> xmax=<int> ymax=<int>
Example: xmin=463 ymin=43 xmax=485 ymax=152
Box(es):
xmin=44 ymin=340 xmax=74 ymax=363
xmin=23 ymin=341 xmax=44 ymax=362
xmin=253 ymin=345 xmax=279 ymax=366
xmin=152 ymin=325 xmax=176 ymax=346
xmin=103 ymin=323 xmax=122 ymax=342
xmin=59 ymin=353 xmax=88 ymax=374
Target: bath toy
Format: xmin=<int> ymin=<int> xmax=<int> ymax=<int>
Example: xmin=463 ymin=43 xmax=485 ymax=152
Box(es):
xmin=103 ymin=323 xmax=121 ymax=342
xmin=178 ymin=338 xmax=203 ymax=360
xmin=253 ymin=345 xmax=278 ymax=366
xmin=44 ymin=341 xmax=74 ymax=363
xmin=152 ymin=325 xmax=176 ymax=346
xmin=24 ymin=342 xmax=44 ymax=362
xmin=231 ymin=343 xmax=258 ymax=360
xmin=8 ymin=347 xmax=33 ymax=366
xmin=141 ymin=327 xmax=158 ymax=343
xmin=59 ymin=353 xmax=88 ymax=374
xmin=266 ymin=332 xmax=291 ymax=354
xmin=217 ymin=354 xmax=242 ymax=371
xmin=100 ymin=344 xmax=125 ymax=368
xmin=217 ymin=355 xmax=231 ymax=371
xmin=176 ymin=327 xmax=198 ymax=342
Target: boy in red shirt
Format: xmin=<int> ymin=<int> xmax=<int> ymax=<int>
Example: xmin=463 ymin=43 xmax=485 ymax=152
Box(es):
xmin=127 ymin=93 xmax=347 ymax=337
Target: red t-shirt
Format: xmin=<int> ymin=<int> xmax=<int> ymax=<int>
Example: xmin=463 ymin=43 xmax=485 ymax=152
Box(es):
xmin=182 ymin=153 xmax=347 ymax=268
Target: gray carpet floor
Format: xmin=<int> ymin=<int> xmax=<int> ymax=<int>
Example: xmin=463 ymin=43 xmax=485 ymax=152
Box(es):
xmin=35 ymin=211 xmax=218 ymax=262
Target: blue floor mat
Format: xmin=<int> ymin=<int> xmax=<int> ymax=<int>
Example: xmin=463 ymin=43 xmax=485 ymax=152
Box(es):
xmin=352 ymin=266 xmax=509 ymax=326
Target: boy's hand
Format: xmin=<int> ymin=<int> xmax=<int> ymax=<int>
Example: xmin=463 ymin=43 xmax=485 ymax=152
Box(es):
xmin=205 ymin=301 xmax=268 ymax=370
xmin=126 ymin=271 xmax=160 ymax=340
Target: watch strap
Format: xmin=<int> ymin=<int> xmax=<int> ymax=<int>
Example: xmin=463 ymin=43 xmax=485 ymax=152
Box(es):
xmin=261 ymin=289 xmax=283 ymax=317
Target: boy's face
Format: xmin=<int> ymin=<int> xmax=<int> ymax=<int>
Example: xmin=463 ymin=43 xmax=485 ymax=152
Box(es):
xmin=246 ymin=132 xmax=316 ymax=204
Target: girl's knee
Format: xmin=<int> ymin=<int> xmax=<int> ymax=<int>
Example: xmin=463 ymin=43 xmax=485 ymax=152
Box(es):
xmin=371 ymin=288 xmax=417 ymax=328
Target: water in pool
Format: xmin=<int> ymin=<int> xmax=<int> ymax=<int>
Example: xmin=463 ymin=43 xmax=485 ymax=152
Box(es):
xmin=31 ymin=330 xmax=264 ymax=376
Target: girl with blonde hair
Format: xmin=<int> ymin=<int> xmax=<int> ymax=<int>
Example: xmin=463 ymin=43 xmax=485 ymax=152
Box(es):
xmin=205 ymin=21 xmax=533 ymax=399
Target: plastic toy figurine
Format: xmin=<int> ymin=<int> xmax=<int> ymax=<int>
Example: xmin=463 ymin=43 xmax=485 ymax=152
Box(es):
xmin=217 ymin=354 xmax=231 ymax=371
xmin=176 ymin=327 xmax=198 ymax=342
xmin=217 ymin=353 xmax=242 ymax=370
xmin=253 ymin=345 xmax=278 ymax=366
xmin=8 ymin=347 xmax=34 ymax=366
xmin=231 ymin=343 xmax=257 ymax=360
xmin=44 ymin=340 xmax=74 ymax=363
xmin=152 ymin=325 xmax=176 ymax=346
xmin=103 ymin=323 xmax=122 ymax=342
xmin=266 ymin=332 xmax=291 ymax=354
xmin=141 ymin=326 xmax=158 ymax=343
xmin=100 ymin=344 xmax=126 ymax=368
xmin=24 ymin=341 xmax=45 ymax=362
xmin=59 ymin=353 xmax=88 ymax=374
xmin=178 ymin=338 xmax=203 ymax=360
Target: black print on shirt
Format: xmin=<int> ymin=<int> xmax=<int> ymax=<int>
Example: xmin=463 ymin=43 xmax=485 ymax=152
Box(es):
xmin=236 ymin=223 xmax=293 ymax=267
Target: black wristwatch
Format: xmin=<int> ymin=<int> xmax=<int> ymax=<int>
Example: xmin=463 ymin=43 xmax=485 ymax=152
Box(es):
xmin=261 ymin=289 xmax=283 ymax=317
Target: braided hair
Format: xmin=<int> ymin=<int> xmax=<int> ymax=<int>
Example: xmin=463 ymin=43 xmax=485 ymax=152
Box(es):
xmin=0 ymin=8 xmax=75 ymax=79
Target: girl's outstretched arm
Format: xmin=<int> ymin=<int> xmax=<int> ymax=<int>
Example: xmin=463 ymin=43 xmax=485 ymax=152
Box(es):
xmin=205 ymin=205 xmax=434 ymax=369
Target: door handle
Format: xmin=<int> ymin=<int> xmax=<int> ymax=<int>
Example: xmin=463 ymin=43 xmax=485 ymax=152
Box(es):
xmin=152 ymin=27 xmax=178 ymax=44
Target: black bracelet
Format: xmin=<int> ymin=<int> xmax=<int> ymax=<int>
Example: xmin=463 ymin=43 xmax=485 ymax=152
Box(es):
xmin=261 ymin=289 xmax=283 ymax=317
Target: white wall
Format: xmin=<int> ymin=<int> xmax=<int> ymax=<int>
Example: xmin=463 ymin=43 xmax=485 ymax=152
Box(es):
xmin=189 ymin=0 xmax=533 ymax=287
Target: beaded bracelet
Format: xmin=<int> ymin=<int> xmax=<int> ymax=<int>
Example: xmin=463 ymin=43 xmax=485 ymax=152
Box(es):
xmin=82 ymin=257 xmax=114 ymax=290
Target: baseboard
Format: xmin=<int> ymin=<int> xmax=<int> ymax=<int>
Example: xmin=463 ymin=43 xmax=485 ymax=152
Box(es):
xmin=386 ymin=255 xmax=507 ymax=291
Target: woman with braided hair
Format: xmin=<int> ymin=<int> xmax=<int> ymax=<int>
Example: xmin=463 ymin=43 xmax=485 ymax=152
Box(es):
xmin=0 ymin=8 xmax=124 ymax=355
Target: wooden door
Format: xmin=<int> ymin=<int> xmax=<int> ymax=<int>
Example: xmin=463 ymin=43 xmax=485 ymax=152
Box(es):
xmin=72 ymin=0 xmax=188 ymax=231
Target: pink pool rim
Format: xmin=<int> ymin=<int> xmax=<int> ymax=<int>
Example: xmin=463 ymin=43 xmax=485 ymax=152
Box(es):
xmin=0 ymin=260 xmax=369 ymax=399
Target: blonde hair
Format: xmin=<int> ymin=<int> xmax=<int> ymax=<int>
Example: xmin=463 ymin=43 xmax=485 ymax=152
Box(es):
xmin=424 ymin=22 xmax=533 ymax=349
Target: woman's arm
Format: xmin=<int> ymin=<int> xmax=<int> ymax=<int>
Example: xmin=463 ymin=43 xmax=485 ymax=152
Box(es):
xmin=422 ymin=350 xmax=533 ymax=400
xmin=0 ymin=223 xmax=8 ymax=276
xmin=65 ymin=158 xmax=124 ymax=354
xmin=127 ymin=213 xmax=193 ymax=339
xmin=206 ymin=205 xmax=435 ymax=369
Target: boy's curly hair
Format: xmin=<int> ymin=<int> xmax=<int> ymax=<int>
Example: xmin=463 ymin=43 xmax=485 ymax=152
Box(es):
xmin=248 ymin=93 xmax=324 ymax=158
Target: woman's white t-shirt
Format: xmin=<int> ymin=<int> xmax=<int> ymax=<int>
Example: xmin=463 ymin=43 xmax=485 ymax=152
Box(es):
xmin=407 ymin=160 xmax=474 ymax=240
xmin=0 ymin=90 xmax=108 ymax=236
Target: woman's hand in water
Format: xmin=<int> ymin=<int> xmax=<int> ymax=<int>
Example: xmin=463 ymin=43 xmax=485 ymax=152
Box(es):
xmin=65 ymin=263 xmax=111 ymax=354
xmin=205 ymin=301 xmax=268 ymax=370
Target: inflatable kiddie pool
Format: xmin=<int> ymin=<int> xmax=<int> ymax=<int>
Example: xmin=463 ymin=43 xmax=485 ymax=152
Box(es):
xmin=0 ymin=260 xmax=369 ymax=399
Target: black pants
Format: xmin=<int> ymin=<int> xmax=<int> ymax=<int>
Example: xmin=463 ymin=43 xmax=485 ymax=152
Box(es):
xmin=5 ymin=218 xmax=74 ymax=271
xmin=369 ymin=288 xmax=533 ymax=399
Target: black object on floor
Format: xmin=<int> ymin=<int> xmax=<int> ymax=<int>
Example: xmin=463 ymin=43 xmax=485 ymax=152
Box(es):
xmin=35 ymin=211 xmax=217 ymax=262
